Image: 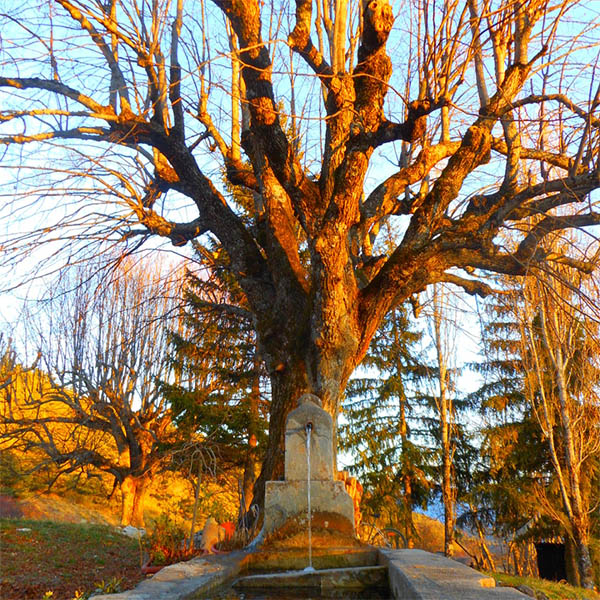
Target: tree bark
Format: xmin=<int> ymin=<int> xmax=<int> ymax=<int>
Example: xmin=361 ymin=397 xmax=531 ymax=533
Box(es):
xmin=399 ymin=385 xmax=414 ymax=548
xmin=441 ymin=427 xmax=455 ymax=557
xmin=572 ymin=525 xmax=594 ymax=589
xmin=249 ymin=359 xmax=311 ymax=519
xmin=538 ymin=301 xmax=595 ymax=589
xmin=475 ymin=517 xmax=496 ymax=572
xmin=120 ymin=474 xmax=149 ymax=528
xmin=433 ymin=288 xmax=455 ymax=557
xmin=242 ymin=369 xmax=261 ymax=513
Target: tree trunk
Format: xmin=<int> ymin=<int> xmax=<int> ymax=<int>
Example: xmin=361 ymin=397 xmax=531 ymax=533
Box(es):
xmin=442 ymin=441 xmax=455 ymax=557
xmin=247 ymin=239 xmax=362 ymax=524
xmin=540 ymin=313 xmax=594 ymax=590
xmin=249 ymin=361 xmax=310 ymax=519
xmin=402 ymin=471 xmax=414 ymax=549
xmin=242 ymin=437 xmax=258 ymax=513
xmin=241 ymin=369 xmax=261 ymax=513
xmin=399 ymin=390 xmax=414 ymax=548
xmin=433 ymin=288 xmax=455 ymax=557
xmin=120 ymin=475 xmax=149 ymax=528
xmin=572 ymin=522 xmax=594 ymax=590
xmin=475 ymin=517 xmax=496 ymax=572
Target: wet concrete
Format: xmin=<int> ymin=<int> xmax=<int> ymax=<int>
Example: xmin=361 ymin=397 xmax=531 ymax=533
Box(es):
xmin=233 ymin=565 xmax=388 ymax=592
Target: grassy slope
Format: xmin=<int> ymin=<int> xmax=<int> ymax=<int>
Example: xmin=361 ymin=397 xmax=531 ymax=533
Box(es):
xmin=2 ymin=492 xmax=597 ymax=600
xmin=0 ymin=519 xmax=145 ymax=600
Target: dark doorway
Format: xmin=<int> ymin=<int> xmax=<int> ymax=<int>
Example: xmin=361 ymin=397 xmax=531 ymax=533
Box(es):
xmin=535 ymin=542 xmax=567 ymax=581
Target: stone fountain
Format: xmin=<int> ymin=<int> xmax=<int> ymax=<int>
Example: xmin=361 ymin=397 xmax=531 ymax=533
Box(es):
xmin=263 ymin=393 xmax=355 ymax=542
xmin=233 ymin=393 xmax=389 ymax=593
xmin=94 ymin=393 xmax=531 ymax=599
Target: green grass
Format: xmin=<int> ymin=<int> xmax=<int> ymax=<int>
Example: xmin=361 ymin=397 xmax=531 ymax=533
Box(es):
xmin=0 ymin=518 xmax=145 ymax=600
xmin=488 ymin=571 xmax=600 ymax=600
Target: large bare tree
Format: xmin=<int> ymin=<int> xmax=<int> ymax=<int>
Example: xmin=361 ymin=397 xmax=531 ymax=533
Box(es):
xmin=0 ymin=259 xmax=184 ymax=527
xmin=1 ymin=0 xmax=599 ymax=512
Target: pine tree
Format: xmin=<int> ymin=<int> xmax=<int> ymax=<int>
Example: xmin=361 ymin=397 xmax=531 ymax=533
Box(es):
xmin=469 ymin=274 xmax=600 ymax=587
xmin=340 ymin=303 xmax=433 ymax=546
xmin=466 ymin=284 xmax=558 ymax=573
xmin=165 ymin=244 xmax=268 ymax=514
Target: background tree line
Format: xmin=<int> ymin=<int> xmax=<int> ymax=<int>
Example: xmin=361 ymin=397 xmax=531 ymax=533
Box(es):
xmin=1 ymin=0 xmax=599 ymax=525
xmin=2 ymin=245 xmax=598 ymax=587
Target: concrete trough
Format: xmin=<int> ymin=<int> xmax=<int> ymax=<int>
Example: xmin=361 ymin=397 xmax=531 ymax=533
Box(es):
xmin=233 ymin=565 xmax=388 ymax=592
xmin=91 ymin=548 xmax=531 ymax=600
xmin=380 ymin=549 xmax=529 ymax=600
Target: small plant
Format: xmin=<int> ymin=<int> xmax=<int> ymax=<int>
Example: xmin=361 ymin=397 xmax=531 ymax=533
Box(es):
xmin=92 ymin=577 xmax=123 ymax=595
xmin=142 ymin=514 xmax=193 ymax=566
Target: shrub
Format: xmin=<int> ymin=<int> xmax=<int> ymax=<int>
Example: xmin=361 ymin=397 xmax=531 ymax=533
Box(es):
xmin=142 ymin=514 xmax=194 ymax=566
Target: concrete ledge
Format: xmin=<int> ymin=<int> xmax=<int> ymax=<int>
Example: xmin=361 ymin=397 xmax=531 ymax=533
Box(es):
xmin=91 ymin=551 xmax=250 ymax=600
xmin=379 ymin=549 xmax=529 ymax=600
xmin=248 ymin=546 xmax=378 ymax=571
xmin=90 ymin=547 xmax=532 ymax=600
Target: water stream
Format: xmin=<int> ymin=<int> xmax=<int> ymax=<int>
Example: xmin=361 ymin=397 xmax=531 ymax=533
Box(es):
xmin=304 ymin=422 xmax=314 ymax=573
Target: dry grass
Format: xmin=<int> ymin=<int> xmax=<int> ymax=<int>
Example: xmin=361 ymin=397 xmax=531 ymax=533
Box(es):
xmin=488 ymin=572 xmax=600 ymax=600
xmin=0 ymin=518 xmax=145 ymax=600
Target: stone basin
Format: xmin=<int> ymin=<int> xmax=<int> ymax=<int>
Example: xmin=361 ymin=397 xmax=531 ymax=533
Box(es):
xmin=233 ymin=565 xmax=388 ymax=592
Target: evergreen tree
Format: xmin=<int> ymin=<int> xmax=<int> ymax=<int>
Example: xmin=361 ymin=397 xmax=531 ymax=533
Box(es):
xmin=340 ymin=303 xmax=434 ymax=546
xmin=165 ymin=244 xmax=269 ymax=514
xmin=469 ymin=274 xmax=600 ymax=587
xmin=466 ymin=284 xmax=562 ymax=573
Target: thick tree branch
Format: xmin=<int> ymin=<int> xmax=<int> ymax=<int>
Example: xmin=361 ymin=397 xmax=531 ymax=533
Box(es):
xmin=516 ymin=213 xmax=600 ymax=267
xmin=465 ymin=169 xmax=600 ymax=220
xmin=439 ymin=272 xmax=499 ymax=297
xmin=169 ymin=0 xmax=185 ymax=136
xmin=505 ymin=94 xmax=600 ymax=128
xmin=55 ymin=0 xmax=131 ymax=108
xmin=211 ymin=0 xmax=320 ymax=225
xmin=360 ymin=140 xmax=460 ymax=223
xmin=365 ymin=100 xmax=444 ymax=148
xmin=194 ymin=91 xmax=259 ymax=192
xmin=288 ymin=0 xmax=335 ymax=91
xmin=491 ymin=137 xmax=580 ymax=173
xmin=323 ymin=0 xmax=397 ymax=226
xmin=261 ymin=169 xmax=311 ymax=295
xmin=135 ymin=212 xmax=209 ymax=247
xmin=0 ymin=127 xmax=113 ymax=145
xmin=0 ymin=77 xmax=108 ymax=114
xmin=0 ymin=79 xmax=275 ymax=318
xmin=403 ymin=124 xmax=492 ymax=247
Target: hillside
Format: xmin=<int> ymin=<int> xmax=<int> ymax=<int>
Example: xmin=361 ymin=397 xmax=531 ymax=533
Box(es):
xmin=0 ymin=493 xmax=118 ymax=525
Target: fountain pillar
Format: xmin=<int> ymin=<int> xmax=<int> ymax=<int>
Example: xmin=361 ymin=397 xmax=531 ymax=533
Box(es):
xmin=263 ymin=394 xmax=355 ymax=539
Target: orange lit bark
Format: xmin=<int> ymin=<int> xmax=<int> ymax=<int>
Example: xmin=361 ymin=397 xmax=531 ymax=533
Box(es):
xmin=120 ymin=475 xmax=150 ymax=528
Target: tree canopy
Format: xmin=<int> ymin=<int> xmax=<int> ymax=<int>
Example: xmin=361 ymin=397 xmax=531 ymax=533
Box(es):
xmin=1 ymin=0 xmax=599 ymax=507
